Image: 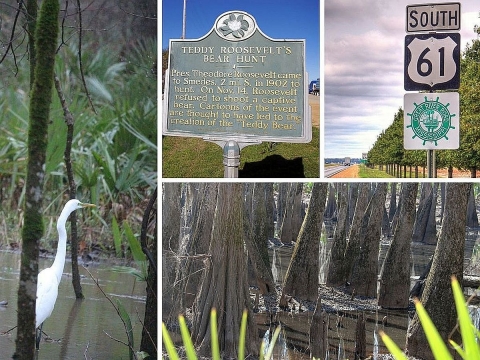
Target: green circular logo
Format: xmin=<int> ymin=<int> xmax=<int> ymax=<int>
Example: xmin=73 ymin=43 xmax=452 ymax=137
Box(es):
xmin=406 ymin=96 xmax=456 ymax=146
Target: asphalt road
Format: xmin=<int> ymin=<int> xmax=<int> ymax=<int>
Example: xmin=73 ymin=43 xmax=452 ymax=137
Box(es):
xmin=324 ymin=165 xmax=348 ymax=177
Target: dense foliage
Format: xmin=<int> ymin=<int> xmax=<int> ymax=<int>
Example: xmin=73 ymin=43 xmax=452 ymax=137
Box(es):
xmin=0 ymin=3 xmax=157 ymax=249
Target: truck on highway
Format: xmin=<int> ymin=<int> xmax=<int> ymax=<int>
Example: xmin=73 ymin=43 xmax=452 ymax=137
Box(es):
xmin=343 ymin=157 xmax=351 ymax=166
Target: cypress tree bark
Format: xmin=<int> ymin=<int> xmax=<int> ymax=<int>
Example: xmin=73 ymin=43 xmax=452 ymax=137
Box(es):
xmin=193 ymin=183 xmax=258 ymax=357
xmin=378 ymin=183 xmax=418 ymax=308
xmin=406 ymin=183 xmax=472 ymax=360
xmin=283 ymin=183 xmax=328 ymax=301
xmin=349 ymin=183 xmax=388 ymax=297
xmin=14 ymin=0 xmax=59 ymax=358
xmin=326 ymin=183 xmax=349 ymax=287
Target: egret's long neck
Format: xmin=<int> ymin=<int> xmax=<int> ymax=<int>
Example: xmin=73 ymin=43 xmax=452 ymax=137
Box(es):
xmin=52 ymin=206 xmax=74 ymax=283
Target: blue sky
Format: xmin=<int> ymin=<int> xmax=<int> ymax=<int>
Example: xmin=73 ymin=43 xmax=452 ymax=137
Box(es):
xmin=161 ymin=0 xmax=320 ymax=82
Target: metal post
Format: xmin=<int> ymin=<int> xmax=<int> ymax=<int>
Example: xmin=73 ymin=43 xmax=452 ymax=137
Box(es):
xmin=182 ymin=0 xmax=187 ymax=39
xmin=223 ymin=140 xmax=240 ymax=178
xmin=427 ymin=149 xmax=436 ymax=178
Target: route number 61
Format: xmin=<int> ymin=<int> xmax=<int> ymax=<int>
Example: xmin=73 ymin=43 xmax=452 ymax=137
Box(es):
xmin=404 ymin=33 xmax=460 ymax=91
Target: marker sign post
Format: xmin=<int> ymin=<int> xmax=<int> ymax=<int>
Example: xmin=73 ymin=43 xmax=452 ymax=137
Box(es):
xmin=163 ymin=11 xmax=310 ymax=177
xmin=404 ymin=3 xmax=461 ymax=178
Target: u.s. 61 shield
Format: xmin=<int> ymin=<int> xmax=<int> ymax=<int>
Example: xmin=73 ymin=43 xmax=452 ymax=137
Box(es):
xmin=404 ymin=92 xmax=459 ymax=150
xmin=404 ymin=33 xmax=460 ymax=91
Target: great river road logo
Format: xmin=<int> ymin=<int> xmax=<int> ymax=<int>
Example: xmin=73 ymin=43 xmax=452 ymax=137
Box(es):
xmin=406 ymin=96 xmax=456 ymax=146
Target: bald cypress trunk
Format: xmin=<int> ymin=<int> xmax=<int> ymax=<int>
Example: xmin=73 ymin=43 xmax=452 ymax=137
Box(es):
xmin=326 ymin=183 xmax=349 ymax=287
xmin=193 ymin=183 xmax=258 ymax=357
xmin=349 ymin=183 xmax=388 ymax=297
xmin=406 ymin=183 xmax=472 ymax=360
xmin=378 ymin=183 xmax=418 ymax=308
xmin=14 ymin=0 xmax=59 ymax=358
xmin=283 ymin=183 xmax=328 ymax=301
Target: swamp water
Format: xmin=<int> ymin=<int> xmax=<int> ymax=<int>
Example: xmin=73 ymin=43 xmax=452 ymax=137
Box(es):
xmin=260 ymin=229 xmax=480 ymax=359
xmin=0 ymin=251 xmax=146 ymax=359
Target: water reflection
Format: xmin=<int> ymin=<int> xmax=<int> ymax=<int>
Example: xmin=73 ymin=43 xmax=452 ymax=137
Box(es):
xmin=0 ymin=251 xmax=146 ymax=359
xmin=262 ymin=228 xmax=480 ymax=359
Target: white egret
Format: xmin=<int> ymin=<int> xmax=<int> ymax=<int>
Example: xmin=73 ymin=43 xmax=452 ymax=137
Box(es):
xmin=35 ymin=199 xmax=95 ymax=350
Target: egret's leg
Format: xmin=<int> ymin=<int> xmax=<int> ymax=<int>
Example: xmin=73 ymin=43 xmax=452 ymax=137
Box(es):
xmin=35 ymin=323 xmax=43 ymax=350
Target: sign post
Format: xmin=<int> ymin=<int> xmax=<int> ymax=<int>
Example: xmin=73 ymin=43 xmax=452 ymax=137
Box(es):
xmin=404 ymin=3 xmax=461 ymax=178
xmin=163 ymin=11 xmax=311 ymax=177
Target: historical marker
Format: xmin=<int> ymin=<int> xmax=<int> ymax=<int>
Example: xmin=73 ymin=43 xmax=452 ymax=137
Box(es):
xmin=163 ymin=11 xmax=311 ymax=144
xmin=404 ymin=92 xmax=459 ymax=150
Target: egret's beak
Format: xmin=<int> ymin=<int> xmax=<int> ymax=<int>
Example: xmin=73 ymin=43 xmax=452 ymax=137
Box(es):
xmin=80 ymin=202 xmax=96 ymax=208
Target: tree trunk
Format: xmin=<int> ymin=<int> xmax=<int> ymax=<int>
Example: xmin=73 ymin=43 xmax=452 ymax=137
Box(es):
xmin=388 ymin=183 xmax=397 ymax=223
xmin=326 ymin=183 xmax=349 ymax=287
xmin=355 ymin=312 xmax=366 ymax=359
xmin=349 ymin=183 xmax=388 ymax=297
xmin=265 ymin=183 xmax=275 ymax=240
xmin=324 ymin=183 xmax=337 ymax=220
xmin=55 ymin=76 xmax=83 ymax=299
xmin=183 ymin=183 xmax=218 ymax=308
xmin=412 ymin=183 xmax=437 ymax=244
xmin=245 ymin=183 xmax=275 ymax=295
xmin=14 ymin=1 xmax=58 ymax=358
xmin=275 ymin=183 xmax=289 ymax=236
xmin=309 ymin=295 xmax=328 ymax=359
xmin=140 ymin=188 xmax=157 ymax=358
xmin=162 ymin=183 xmax=182 ymax=323
xmin=193 ymin=183 xmax=258 ymax=357
xmin=406 ymin=183 xmax=472 ymax=360
xmin=283 ymin=183 xmax=328 ymax=301
xmin=279 ymin=183 xmax=303 ymax=245
xmin=466 ymin=186 xmax=478 ymax=227
xmin=344 ymin=184 xmax=371 ymax=284
xmin=378 ymin=183 xmax=418 ymax=308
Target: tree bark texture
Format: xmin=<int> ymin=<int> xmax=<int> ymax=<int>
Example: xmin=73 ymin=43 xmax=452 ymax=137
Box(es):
xmin=326 ymin=183 xmax=349 ymax=287
xmin=279 ymin=183 xmax=303 ymax=245
xmin=193 ymin=183 xmax=258 ymax=357
xmin=283 ymin=183 xmax=328 ymax=301
xmin=309 ymin=295 xmax=328 ymax=359
xmin=324 ymin=183 xmax=337 ymax=220
xmin=14 ymin=1 xmax=58 ymax=358
xmin=378 ymin=183 xmax=418 ymax=308
xmin=140 ymin=188 xmax=157 ymax=358
xmin=162 ymin=183 xmax=182 ymax=323
xmin=245 ymin=183 xmax=275 ymax=295
xmin=349 ymin=183 xmax=387 ymax=298
xmin=355 ymin=312 xmax=366 ymax=360
xmin=344 ymin=183 xmax=371 ymax=283
xmin=183 ymin=183 xmax=218 ymax=308
xmin=466 ymin=186 xmax=478 ymax=227
xmin=54 ymin=76 xmax=83 ymax=299
xmin=412 ymin=183 xmax=438 ymax=244
xmin=406 ymin=183 xmax=472 ymax=360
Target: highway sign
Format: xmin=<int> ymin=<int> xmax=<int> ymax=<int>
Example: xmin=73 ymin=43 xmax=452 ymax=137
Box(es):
xmin=406 ymin=3 xmax=461 ymax=33
xmin=404 ymin=92 xmax=459 ymax=150
xmin=404 ymin=33 xmax=460 ymax=91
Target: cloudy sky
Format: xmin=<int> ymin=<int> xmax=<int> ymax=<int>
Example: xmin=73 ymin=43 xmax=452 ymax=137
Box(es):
xmin=324 ymin=0 xmax=479 ymax=159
